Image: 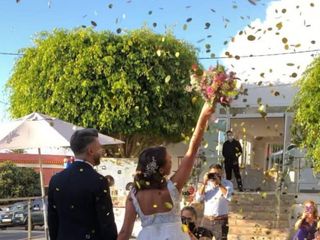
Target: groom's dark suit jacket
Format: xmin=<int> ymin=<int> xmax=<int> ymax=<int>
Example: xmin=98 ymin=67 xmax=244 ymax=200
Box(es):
xmin=48 ymin=161 xmax=117 ymax=240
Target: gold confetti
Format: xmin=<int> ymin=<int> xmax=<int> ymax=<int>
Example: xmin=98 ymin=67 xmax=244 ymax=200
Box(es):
xmin=79 ymin=168 xmax=84 ymax=172
xmin=153 ymin=204 xmax=158 ymax=208
xmin=181 ymin=224 xmax=189 ymax=233
xmin=164 ymin=202 xmax=173 ymax=209
xmin=56 ymin=188 xmax=60 ymax=191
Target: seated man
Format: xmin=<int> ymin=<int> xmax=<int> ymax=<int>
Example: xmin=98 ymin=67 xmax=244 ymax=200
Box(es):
xmin=181 ymin=206 xmax=213 ymax=240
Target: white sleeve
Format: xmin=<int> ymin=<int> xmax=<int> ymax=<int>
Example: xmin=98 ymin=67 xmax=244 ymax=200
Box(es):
xmin=223 ymin=180 xmax=233 ymax=201
xmin=195 ymin=191 xmax=205 ymax=202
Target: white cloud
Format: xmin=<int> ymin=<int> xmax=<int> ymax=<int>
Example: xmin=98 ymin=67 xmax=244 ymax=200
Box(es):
xmin=222 ymin=0 xmax=320 ymax=85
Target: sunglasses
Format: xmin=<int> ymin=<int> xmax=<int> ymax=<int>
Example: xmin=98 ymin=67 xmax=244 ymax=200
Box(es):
xmin=181 ymin=216 xmax=193 ymax=223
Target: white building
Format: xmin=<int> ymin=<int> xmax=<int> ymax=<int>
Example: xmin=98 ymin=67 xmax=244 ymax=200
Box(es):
xmin=168 ymin=83 xmax=320 ymax=193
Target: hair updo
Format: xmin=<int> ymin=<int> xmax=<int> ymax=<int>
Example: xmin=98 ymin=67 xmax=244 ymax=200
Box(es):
xmin=133 ymin=146 xmax=167 ymax=191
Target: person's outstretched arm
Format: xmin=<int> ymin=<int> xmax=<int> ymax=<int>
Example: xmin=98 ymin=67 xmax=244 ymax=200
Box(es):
xmin=171 ymin=103 xmax=215 ymax=192
xmin=117 ymin=193 xmax=137 ymax=240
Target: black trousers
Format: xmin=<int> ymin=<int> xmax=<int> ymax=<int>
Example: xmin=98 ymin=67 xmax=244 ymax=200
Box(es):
xmin=225 ymin=160 xmax=243 ymax=190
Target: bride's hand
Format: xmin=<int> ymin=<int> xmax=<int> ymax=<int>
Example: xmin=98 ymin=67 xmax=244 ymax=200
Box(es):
xmin=201 ymin=102 xmax=215 ymax=116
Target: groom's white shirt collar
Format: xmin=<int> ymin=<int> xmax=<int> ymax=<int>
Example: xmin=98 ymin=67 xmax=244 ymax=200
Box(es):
xmin=75 ymin=158 xmax=94 ymax=168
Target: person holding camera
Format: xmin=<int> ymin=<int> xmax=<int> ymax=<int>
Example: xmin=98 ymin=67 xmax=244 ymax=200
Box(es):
xmin=195 ymin=164 xmax=233 ymax=240
xmin=293 ymin=200 xmax=319 ymax=240
xmin=181 ymin=206 xmax=213 ymax=240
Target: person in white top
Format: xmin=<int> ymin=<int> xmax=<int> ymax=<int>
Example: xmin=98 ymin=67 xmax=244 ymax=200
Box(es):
xmin=195 ymin=164 xmax=233 ymax=240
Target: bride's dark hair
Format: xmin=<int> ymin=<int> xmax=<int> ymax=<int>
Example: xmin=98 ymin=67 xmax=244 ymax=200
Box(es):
xmin=133 ymin=146 xmax=167 ymax=191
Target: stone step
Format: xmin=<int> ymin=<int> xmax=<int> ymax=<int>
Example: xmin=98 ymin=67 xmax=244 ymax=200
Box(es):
xmin=228 ymin=233 xmax=289 ymax=240
xmin=228 ymin=219 xmax=289 ymax=228
xmin=229 ymin=205 xmax=291 ymax=214
xmin=229 ymin=226 xmax=290 ymax=236
xmin=229 ymin=212 xmax=289 ymax=221
xmin=231 ymin=193 xmax=296 ymax=201
xmin=231 ymin=195 xmax=295 ymax=202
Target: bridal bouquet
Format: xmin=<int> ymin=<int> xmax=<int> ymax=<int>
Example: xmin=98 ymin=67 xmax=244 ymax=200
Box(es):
xmin=187 ymin=64 xmax=241 ymax=107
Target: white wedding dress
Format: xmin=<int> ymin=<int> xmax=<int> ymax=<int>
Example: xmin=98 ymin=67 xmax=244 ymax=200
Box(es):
xmin=130 ymin=180 xmax=190 ymax=240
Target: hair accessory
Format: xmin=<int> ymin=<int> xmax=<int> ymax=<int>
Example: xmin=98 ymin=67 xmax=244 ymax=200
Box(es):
xmin=144 ymin=156 xmax=158 ymax=177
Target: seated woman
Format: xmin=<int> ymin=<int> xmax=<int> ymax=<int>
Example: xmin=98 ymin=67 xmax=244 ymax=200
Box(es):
xmin=181 ymin=206 xmax=213 ymax=240
xmin=293 ymin=200 xmax=319 ymax=240
xmin=117 ymin=103 xmax=215 ymax=240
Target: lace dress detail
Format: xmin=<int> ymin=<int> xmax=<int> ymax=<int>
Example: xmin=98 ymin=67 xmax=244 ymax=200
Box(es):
xmin=131 ymin=180 xmax=190 ymax=240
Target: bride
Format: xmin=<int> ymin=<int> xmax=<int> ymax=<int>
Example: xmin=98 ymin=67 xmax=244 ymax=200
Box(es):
xmin=117 ymin=103 xmax=215 ymax=240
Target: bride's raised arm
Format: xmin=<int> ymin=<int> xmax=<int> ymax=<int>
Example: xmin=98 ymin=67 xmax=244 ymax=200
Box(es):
xmin=171 ymin=102 xmax=215 ymax=192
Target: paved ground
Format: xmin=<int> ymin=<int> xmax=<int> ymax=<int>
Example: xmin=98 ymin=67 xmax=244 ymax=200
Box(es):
xmin=0 ymin=227 xmax=44 ymax=240
xmin=0 ymin=226 xmax=137 ymax=240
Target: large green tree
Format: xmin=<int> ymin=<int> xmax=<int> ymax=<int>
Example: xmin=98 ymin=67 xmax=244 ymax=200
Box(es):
xmin=292 ymin=56 xmax=320 ymax=171
xmin=7 ymin=28 xmax=201 ymax=157
xmin=0 ymin=161 xmax=41 ymax=198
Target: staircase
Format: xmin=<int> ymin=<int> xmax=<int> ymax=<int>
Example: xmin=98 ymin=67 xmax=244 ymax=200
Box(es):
xmin=228 ymin=192 xmax=296 ymax=240
xmin=193 ymin=192 xmax=296 ymax=240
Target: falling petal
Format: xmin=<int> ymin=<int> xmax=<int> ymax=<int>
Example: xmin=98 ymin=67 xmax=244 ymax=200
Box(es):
xmin=108 ymin=4 xmax=113 ymax=9
xmin=290 ymin=72 xmax=297 ymax=78
xmin=164 ymin=202 xmax=173 ymax=209
xmin=182 ymin=224 xmax=189 ymax=233
xmin=116 ymin=28 xmax=122 ymax=34
xmin=248 ymin=0 xmax=257 ymax=5
xmin=247 ymin=35 xmax=256 ymax=41
xmin=91 ymin=21 xmax=97 ymax=27
xmin=152 ymin=22 xmax=157 ymax=28
xmin=276 ymin=22 xmax=283 ymax=30
xmin=186 ymin=17 xmax=192 ymax=22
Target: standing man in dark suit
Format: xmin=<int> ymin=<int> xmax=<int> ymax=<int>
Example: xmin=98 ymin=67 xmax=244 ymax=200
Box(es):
xmin=222 ymin=130 xmax=243 ymax=192
xmin=48 ymin=128 xmax=117 ymax=240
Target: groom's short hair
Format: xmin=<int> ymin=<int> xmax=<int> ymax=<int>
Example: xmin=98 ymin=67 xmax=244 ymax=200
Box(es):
xmin=70 ymin=128 xmax=99 ymax=155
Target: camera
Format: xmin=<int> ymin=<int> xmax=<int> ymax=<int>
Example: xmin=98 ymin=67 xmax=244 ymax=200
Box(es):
xmin=207 ymin=172 xmax=220 ymax=180
xmin=182 ymin=191 xmax=191 ymax=196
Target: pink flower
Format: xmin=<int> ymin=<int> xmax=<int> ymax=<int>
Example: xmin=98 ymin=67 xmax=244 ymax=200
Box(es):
xmin=206 ymin=86 xmax=214 ymax=98
xmin=215 ymin=73 xmax=228 ymax=82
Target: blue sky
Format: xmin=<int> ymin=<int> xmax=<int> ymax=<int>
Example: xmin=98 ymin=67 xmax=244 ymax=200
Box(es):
xmin=0 ymin=0 xmax=272 ymax=122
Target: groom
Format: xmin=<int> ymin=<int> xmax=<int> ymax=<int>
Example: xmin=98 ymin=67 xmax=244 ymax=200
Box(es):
xmin=48 ymin=128 xmax=117 ymax=240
